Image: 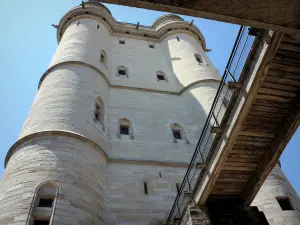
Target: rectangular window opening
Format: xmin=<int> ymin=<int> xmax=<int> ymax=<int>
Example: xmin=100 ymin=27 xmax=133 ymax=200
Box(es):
xmin=157 ymin=74 xmax=165 ymax=81
xmin=38 ymin=198 xmax=54 ymax=208
xmin=159 ymin=172 xmax=162 ymax=178
xmin=120 ymin=125 xmax=129 ymax=135
xmin=100 ymin=54 xmax=105 ymax=63
xmin=144 ymin=181 xmax=148 ymax=195
xmin=173 ymin=130 xmax=182 ymax=139
xmin=118 ymin=69 xmax=126 ymax=76
xmin=33 ymin=220 xmax=50 ymax=225
xmin=277 ymin=197 xmax=294 ymax=211
xmin=119 ymin=40 xmax=125 ymax=44
xmin=149 ymin=44 xmax=155 ymax=49
xmin=176 ymin=183 xmax=180 ymax=193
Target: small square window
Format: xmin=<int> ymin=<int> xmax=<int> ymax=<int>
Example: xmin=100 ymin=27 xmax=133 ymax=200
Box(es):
xmin=118 ymin=69 xmax=126 ymax=76
xmin=33 ymin=220 xmax=50 ymax=225
xmin=119 ymin=40 xmax=125 ymax=44
xmin=149 ymin=44 xmax=155 ymax=49
xmin=173 ymin=130 xmax=182 ymax=139
xmin=157 ymin=74 xmax=165 ymax=81
xmin=120 ymin=126 xmax=129 ymax=135
xmin=277 ymin=197 xmax=294 ymax=211
xmin=38 ymin=198 xmax=54 ymax=208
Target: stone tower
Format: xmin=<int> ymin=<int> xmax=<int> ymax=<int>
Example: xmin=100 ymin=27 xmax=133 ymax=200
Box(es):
xmin=0 ymin=1 xmax=299 ymax=225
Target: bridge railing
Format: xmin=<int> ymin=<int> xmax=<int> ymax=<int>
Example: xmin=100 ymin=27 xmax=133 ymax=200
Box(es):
xmin=166 ymin=25 xmax=255 ymax=225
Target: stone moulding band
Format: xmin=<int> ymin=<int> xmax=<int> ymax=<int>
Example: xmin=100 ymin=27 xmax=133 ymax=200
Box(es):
xmin=5 ymin=130 xmax=207 ymax=169
xmin=39 ymin=61 xmax=221 ymax=96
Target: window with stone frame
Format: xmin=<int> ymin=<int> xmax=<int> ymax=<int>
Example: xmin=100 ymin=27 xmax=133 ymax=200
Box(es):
xmin=194 ymin=53 xmax=204 ymax=64
xmin=94 ymin=97 xmax=104 ymax=128
xmin=171 ymin=123 xmax=189 ymax=143
xmin=118 ymin=118 xmax=134 ymax=139
xmin=100 ymin=50 xmax=107 ymax=67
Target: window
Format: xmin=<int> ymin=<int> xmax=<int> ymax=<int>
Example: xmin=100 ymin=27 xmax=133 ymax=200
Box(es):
xmin=173 ymin=130 xmax=182 ymax=139
xmin=176 ymin=36 xmax=180 ymax=41
xmin=118 ymin=118 xmax=134 ymax=139
xmin=38 ymin=198 xmax=54 ymax=208
xmin=117 ymin=66 xmax=128 ymax=77
xmin=94 ymin=97 xmax=104 ymax=127
xmin=144 ymin=181 xmax=148 ymax=195
xmin=171 ymin=123 xmax=189 ymax=143
xmin=100 ymin=50 xmax=107 ymax=67
xmin=194 ymin=53 xmax=204 ymax=64
xmin=276 ymin=197 xmax=294 ymax=211
xmin=120 ymin=125 xmax=129 ymax=135
xmin=119 ymin=39 xmax=125 ymax=44
xmin=176 ymin=183 xmax=180 ymax=193
xmin=149 ymin=44 xmax=155 ymax=49
xmin=157 ymin=71 xmax=167 ymax=82
xmin=33 ymin=220 xmax=50 ymax=225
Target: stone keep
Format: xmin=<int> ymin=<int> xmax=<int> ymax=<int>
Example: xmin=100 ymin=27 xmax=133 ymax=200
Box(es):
xmin=0 ymin=1 xmax=299 ymax=225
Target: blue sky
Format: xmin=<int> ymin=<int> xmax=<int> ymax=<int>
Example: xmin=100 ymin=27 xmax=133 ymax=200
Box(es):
xmin=0 ymin=0 xmax=299 ymax=196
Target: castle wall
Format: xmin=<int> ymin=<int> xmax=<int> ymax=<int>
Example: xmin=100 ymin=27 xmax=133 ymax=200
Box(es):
xmin=252 ymin=165 xmax=300 ymax=225
xmin=0 ymin=136 xmax=106 ymax=225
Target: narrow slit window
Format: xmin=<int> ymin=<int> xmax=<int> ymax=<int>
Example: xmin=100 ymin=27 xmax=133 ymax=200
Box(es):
xmin=100 ymin=54 xmax=105 ymax=63
xmin=33 ymin=220 xmax=50 ymax=225
xmin=159 ymin=172 xmax=162 ymax=178
xmin=119 ymin=40 xmax=125 ymax=44
xmin=176 ymin=36 xmax=180 ymax=41
xmin=120 ymin=125 xmax=129 ymax=135
xmin=77 ymin=21 xmax=80 ymax=26
xmin=95 ymin=102 xmax=101 ymax=121
xmin=173 ymin=130 xmax=182 ymax=140
xmin=195 ymin=53 xmax=204 ymax=64
xmin=97 ymin=24 xmax=100 ymax=29
xmin=144 ymin=181 xmax=148 ymax=195
xmin=176 ymin=183 xmax=180 ymax=193
xmin=277 ymin=197 xmax=294 ymax=211
xmin=38 ymin=198 xmax=54 ymax=208
xmin=149 ymin=44 xmax=155 ymax=49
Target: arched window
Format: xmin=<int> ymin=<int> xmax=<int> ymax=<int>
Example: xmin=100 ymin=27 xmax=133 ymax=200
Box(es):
xmin=94 ymin=97 xmax=104 ymax=129
xmin=171 ymin=123 xmax=189 ymax=143
xmin=118 ymin=118 xmax=134 ymax=139
xmin=100 ymin=50 xmax=107 ymax=67
xmin=194 ymin=53 xmax=204 ymax=64
xmin=117 ymin=66 xmax=128 ymax=77
xmin=29 ymin=181 xmax=59 ymax=225
xmin=156 ymin=71 xmax=168 ymax=82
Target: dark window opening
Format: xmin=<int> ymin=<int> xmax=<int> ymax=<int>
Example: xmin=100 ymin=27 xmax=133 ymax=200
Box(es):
xmin=159 ymin=172 xmax=162 ymax=178
xmin=85 ymin=11 xmax=89 ymax=14
xmin=126 ymin=31 xmax=130 ymax=34
xmin=149 ymin=44 xmax=155 ymax=49
xmin=144 ymin=34 xmax=148 ymax=37
xmin=144 ymin=181 xmax=148 ymax=195
xmin=100 ymin=54 xmax=105 ymax=63
xmin=118 ymin=69 xmax=126 ymax=76
xmin=95 ymin=103 xmax=100 ymax=121
xmin=38 ymin=198 xmax=54 ymax=208
xmin=120 ymin=125 xmax=129 ymax=135
xmin=97 ymin=24 xmax=99 ymax=29
xmin=173 ymin=130 xmax=182 ymax=139
xmin=77 ymin=21 xmax=80 ymax=26
xmin=103 ymin=17 xmax=106 ymax=21
xmin=157 ymin=74 xmax=165 ymax=81
xmin=33 ymin=220 xmax=50 ymax=225
xmin=195 ymin=54 xmax=203 ymax=64
xmin=277 ymin=197 xmax=294 ymax=211
xmin=168 ymin=28 xmax=172 ymax=31
xmin=176 ymin=183 xmax=180 ymax=193
xmin=119 ymin=40 xmax=125 ymax=44
xmin=176 ymin=36 xmax=180 ymax=41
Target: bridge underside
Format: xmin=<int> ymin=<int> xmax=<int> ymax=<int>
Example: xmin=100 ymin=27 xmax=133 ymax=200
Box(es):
xmin=196 ymin=30 xmax=300 ymax=205
xmin=98 ymin=0 xmax=300 ymax=33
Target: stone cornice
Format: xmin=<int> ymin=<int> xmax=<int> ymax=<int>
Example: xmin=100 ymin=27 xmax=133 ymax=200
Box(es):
xmin=56 ymin=1 xmax=207 ymax=50
xmin=5 ymin=130 xmax=207 ymax=169
xmin=39 ymin=61 xmax=221 ymax=96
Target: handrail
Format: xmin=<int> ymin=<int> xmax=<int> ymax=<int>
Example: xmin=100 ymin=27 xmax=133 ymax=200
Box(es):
xmin=166 ymin=25 xmax=255 ymax=225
